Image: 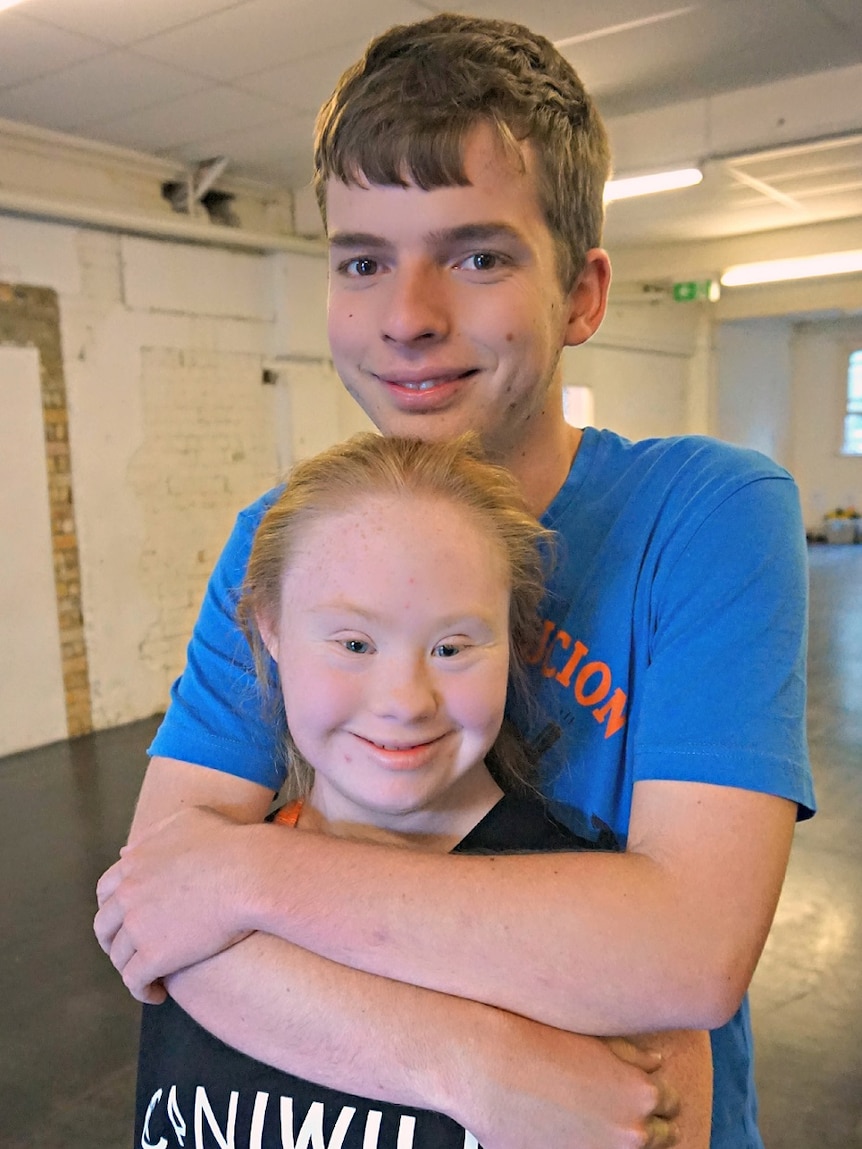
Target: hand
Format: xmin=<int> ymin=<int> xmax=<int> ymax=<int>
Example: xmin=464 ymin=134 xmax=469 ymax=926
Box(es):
xmin=452 ymin=1015 xmax=679 ymax=1149
xmin=93 ymin=806 xmax=254 ymax=1002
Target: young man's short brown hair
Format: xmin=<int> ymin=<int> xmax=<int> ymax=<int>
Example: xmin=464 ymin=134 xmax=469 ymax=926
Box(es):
xmin=313 ymin=13 xmax=611 ymax=290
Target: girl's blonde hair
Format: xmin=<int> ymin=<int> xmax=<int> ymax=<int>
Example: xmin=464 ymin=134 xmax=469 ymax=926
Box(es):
xmin=238 ymin=433 xmax=554 ymax=797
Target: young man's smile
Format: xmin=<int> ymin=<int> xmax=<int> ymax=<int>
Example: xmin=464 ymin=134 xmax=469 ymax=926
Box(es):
xmin=369 ymin=368 xmax=478 ymax=414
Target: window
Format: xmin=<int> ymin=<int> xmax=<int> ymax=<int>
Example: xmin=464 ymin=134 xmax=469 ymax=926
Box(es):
xmin=563 ymin=385 xmax=594 ymax=428
xmin=844 ymin=349 xmax=862 ymax=455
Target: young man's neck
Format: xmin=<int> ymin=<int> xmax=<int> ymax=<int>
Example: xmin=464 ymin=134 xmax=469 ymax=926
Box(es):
xmin=503 ymin=421 xmax=584 ymax=518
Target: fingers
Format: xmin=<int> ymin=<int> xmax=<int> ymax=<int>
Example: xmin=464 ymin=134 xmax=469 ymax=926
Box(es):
xmin=121 ymin=952 xmax=168 ymax=1005
xmin=93 ymin=898 xmax=123 ymax=955
xmin=646 ymin=1117 xmax=680 ymax=1149
xmin=94 ymin=850 xmax=172 ymax=1006
xmin=139 ymin=981 xmax=168 ymax=1006
xmin=94 ymin=906 xmax=158 ymax=999
xmin=643 ymin=1077 xmax=681 ymax=1148
xmin=604 ymin=1035 xmax=663 ymax=1073
xmin=613 ymin=1045 xmax=680 ymax=1149
xmin=95 ymin=859 xmax=123 ymax=907
xmin=654 ymin=1077 xmax=680 ymax=1122
xmin=109 ymin=923 xmax=138 ymax=976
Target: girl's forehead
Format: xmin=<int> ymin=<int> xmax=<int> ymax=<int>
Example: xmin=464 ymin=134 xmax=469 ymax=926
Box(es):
xmin=285 ymin=490 xmax=509 ymax=579
xmin=297 ymin=490 xmax=494 ymax=542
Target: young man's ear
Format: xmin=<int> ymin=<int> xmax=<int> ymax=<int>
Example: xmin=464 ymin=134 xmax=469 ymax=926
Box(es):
xmin=563 ymin=248 xmax=612 ymax=348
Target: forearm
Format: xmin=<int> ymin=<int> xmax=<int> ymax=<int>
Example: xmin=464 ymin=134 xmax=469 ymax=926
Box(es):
xmin=241 ymin=830 xmax=698 ymax=1034
xmin=232 ymin=784 xmax=796 ymax=1034
xmin=165 ymin=932 xmax=461 ymax=1114
xmin=165 ymin=932 xmax=685 ymax=1149
xmin=108 ymin=766 xmax=796 ymax=1035
xmin=127 ymin=755 xmax=274 ymax=844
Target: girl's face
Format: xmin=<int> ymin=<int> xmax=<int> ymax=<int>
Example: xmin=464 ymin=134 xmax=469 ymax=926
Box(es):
xmin=264 ymin=491 xmax=512 ymax=843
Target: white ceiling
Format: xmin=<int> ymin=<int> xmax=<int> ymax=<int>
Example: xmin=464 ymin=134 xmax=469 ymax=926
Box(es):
xmin=1 ymin=0 xmax=861 ymax=248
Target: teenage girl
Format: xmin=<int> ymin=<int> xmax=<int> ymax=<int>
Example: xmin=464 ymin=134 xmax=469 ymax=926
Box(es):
xmin=134 ymin=433 xmax=710 ymax=1149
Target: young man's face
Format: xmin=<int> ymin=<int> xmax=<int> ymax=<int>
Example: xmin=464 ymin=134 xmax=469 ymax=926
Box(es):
xmin=325 ymin=123 xmax=608 ymax=469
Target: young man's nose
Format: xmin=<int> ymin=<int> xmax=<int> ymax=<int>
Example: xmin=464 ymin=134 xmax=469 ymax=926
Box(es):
xmin=381 ymin=264 xmax=450 ymax=346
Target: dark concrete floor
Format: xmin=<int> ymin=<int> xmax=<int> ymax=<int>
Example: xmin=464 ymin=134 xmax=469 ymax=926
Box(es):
xmin=0 ymin=545 xmax=859 ymax=1148
xmin=749 ymin=544 xmax=862 ymax=1147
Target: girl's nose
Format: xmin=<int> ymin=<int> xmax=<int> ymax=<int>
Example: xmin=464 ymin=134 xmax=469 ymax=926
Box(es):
xmin=371 ymin=655 xmax=438 ymax=723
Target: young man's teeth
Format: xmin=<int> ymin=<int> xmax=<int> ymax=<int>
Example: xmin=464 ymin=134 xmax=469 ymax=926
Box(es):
xmin=402 ymin=380 xmax=437 ymax=391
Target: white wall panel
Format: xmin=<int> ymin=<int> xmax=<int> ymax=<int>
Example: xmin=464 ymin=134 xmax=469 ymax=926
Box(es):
xmin=715 ymin=319 xmax=793 ymax=465
xmin=0 ymin=216 xmax=81 ymax=293
xmin=121 ymin=235 xmax=275 ymax=319
xmin=567 ymin=342 xmax=689 ymax=442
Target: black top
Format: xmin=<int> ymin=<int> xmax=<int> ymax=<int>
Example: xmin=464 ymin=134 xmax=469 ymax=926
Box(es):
xmin=135 ymin=793 xmax=599 ymax=1149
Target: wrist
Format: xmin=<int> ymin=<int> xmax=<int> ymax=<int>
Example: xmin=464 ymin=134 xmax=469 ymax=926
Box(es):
xmin=429 ymin=1001 xmax=514 ymax=1130
xmin=237 ymin=821 xmax=303 ymax=937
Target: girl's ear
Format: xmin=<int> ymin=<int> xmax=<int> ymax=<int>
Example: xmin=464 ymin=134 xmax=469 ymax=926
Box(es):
xmin=256 ymin=610 xmax=280 ymax=662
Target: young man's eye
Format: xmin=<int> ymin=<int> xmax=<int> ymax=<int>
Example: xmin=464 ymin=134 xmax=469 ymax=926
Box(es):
xmin=462 ymin=252 xmax=500 ymax=272
xmin=343 ymin=257 xmax=378 ymax=277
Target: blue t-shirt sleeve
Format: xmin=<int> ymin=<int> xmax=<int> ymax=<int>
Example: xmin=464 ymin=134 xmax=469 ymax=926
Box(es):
xmin=632 ymin=473 xmax=815 ymax=817
xmin=148 ymin=492 xmax=286 ymax=792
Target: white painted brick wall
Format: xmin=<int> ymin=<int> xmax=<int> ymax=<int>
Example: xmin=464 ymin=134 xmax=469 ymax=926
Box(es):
xmin=128 ymin=347 xmax=278 ymax=690
xmin=122 ymin=236 xmax=275 ymax=320
xmin=7 ymin=205 xmax=776 ymax=744
xmin=76 ymin=229 xmax=124 ymax=307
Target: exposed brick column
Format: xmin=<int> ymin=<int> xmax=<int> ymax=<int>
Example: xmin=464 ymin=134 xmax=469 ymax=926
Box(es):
xmin=0 ymin=282 xmax=92 ymax=737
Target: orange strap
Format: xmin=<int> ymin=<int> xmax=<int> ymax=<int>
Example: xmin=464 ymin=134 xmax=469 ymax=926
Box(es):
xmin=273 ymin=798 xmax=304 ymax=827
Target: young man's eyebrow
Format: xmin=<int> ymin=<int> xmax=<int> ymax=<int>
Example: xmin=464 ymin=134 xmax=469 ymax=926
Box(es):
xmin=429 ymin=222 xmax=526 ymax=247
xmin=328 ymin=231 xmax=392 ymax=250
xmin=328 ymin=223 xmax=527 ymax=251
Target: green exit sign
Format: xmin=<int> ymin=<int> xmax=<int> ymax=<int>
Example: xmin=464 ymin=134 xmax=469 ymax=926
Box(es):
xmin=672 ymin=280 xmax=720 ymax=302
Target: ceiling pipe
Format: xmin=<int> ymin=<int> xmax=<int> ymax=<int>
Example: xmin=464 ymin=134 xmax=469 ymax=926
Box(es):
xmin=0 ymin=187 xmax=324 ymax=255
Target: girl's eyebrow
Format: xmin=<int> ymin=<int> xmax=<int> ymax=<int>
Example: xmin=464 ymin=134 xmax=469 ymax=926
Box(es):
xmin=312 ymin=601 xmax=379 ymax=620
xmin=312 ymin=602 xmax=498 ymax=629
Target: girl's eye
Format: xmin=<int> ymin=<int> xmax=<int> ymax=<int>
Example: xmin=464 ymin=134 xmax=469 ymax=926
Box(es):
xmin=433 ymin=642 xmax=462 ymax=658
xmin=342 ymin=639 xmax=370 ymax=654
xmin=344 ymin=257 xmax=378 ymax=277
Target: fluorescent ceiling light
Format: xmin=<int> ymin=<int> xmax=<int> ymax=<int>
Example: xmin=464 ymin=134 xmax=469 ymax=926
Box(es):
xmin=0 ymin=0 xmax=35 ymax=11
xmin=721 ymin=250 xmax=862 ymax=287
xmin=555 ymin=6 xmax=698 ymax=49
xmin=604 ymin=167 xmax=703 ymax=203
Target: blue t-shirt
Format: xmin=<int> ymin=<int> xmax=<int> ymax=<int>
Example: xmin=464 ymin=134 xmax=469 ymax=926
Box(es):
xmin=151 ymin=427 xmax=815 ymax=1149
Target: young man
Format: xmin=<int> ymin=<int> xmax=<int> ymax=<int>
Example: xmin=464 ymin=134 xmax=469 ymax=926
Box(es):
xmin=95 ymin=14 xmax=814 ymax=1149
